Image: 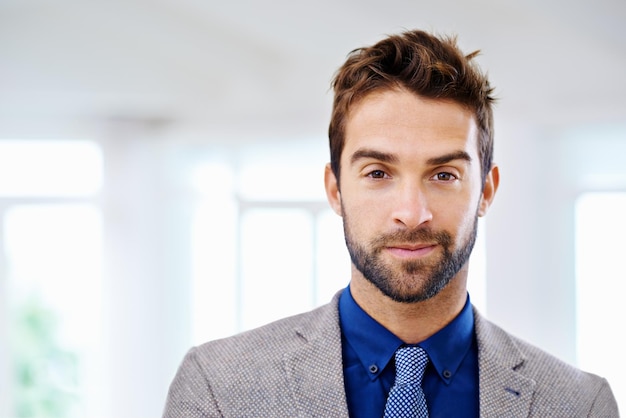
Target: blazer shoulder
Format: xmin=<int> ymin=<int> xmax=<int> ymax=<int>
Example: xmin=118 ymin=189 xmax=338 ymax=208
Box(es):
xmin=163 ymin=294 xmax=346 ymax=418
xmin=194 ymin=294 xmax=340 ymax=362
xmin=475 ymin=310 xmax=598 ymax=382
xmin=474 ymin=308 xmax=619 ymax=417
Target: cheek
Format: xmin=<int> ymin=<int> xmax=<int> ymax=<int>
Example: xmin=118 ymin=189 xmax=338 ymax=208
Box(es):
xmin=341 ymin=186 xmax=382 ymax=216
xmin=433 ymin=198 xmax=478 ymax=234
xmin=342 ymin=195 xmax=389 ymax=234
xmin=343 ymin=200 xmax=375 ymax=228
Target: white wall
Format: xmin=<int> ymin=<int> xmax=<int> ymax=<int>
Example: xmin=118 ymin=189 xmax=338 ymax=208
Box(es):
xmin=487 ymin=119 xmax=626 ymax=368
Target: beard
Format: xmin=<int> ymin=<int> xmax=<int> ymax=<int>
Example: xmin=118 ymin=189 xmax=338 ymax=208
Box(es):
xmin=343 ymin=214 xmax=478 ymax=303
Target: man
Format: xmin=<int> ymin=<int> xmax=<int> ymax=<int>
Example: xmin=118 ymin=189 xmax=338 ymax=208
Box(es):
xmin=163 ymin=29 xmax=619 ymax=417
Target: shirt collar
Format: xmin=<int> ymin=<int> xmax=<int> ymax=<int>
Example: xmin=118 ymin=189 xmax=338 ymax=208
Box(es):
xmin=419 ymin=295 xmax=475 ymax=384
xmin=339 ymin=285 xmax=475 ymax=384
xmin=339 ymin=286 xmax=402 ymax=381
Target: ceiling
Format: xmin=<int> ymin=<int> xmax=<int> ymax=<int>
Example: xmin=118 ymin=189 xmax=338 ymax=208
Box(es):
xmin=1 ymin=0 xmax=625 ymax=140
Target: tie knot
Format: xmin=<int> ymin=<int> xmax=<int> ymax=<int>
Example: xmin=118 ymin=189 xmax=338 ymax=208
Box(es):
xmin=394 ymin=346 xmax=429 ymax=385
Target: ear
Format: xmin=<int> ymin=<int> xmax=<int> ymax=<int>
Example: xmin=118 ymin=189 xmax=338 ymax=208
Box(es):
xmin=477 ymin=164 xmax=499 ymax=217
xmin=324 ymin=163 xmax=343 ymax=216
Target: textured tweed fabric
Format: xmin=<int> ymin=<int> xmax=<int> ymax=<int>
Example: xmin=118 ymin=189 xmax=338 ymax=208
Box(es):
xmin=163 ymin=291 xmax=620 ymax=417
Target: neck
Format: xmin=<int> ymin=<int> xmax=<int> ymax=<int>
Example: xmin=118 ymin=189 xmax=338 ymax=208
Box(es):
xmin=349 ymin=270 xmax=468 ymax=344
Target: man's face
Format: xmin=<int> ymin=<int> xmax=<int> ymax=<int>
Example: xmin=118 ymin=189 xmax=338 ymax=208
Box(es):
xmin=325 ymin=88 xmax=497 ymax=303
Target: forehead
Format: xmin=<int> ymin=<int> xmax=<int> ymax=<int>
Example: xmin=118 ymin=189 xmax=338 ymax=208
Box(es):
xmin=343 ymin=89 xmax=479 ymax=162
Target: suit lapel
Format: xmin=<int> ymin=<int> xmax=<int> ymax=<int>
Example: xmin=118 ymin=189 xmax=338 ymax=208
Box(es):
xmin=474 ymin=308 xmax=536 ymax=417
xmin=282 ymin=295 xmax=349 ymax=418
xmin=279 ymin=299 xmax=539 ymax=417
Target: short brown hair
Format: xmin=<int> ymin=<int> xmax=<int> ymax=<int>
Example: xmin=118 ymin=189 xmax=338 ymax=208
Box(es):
xmin=328 ymin=29 xmax=495 ymax=184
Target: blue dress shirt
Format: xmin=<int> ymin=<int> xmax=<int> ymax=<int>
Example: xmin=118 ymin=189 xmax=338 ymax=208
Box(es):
xmin=338 ymin=286 xmax=479 ymax=418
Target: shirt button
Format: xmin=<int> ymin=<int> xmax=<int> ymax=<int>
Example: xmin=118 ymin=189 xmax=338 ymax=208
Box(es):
xmin=443 ymin=370 xmax=452 ymax=379
xmin=369 ymin=364 xmax=379 ymax=374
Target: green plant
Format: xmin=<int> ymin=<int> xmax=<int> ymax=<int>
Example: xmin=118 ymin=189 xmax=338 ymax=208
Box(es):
xmin=11 ymin=296 xmax=79 ymax=418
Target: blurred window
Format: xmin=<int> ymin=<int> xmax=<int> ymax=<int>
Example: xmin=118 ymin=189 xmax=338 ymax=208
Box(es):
xmin=575 ymin=192 xmax=625 ymax=410
xmin=0 ymin=140 xmax=102 ymax=197
xmin=0 ymin=140 xmax=103 ymax=418
xmin=189 ymin=147 xmax=351 ymax=344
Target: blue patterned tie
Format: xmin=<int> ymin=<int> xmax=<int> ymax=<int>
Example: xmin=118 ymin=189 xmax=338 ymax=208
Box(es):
xmin=383 ymin=346 xmax=429 ymax=417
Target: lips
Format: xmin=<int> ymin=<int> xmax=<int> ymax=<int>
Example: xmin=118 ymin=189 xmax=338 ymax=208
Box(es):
xmin=385 ymin=243 xmax=437 ymax=258
xmin=389 ymin=243 xmax=437 ymax=251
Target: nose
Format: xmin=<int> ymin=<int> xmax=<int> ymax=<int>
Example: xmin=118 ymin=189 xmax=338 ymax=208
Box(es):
xmin=391 ymin=181 xmax=433 ymax=229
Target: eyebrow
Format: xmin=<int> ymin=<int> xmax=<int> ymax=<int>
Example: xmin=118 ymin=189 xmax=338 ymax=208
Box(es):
xmin=426 ymin=150 xmax=473 ymax=166
xmin=350 ymin=148 xmax=399 ymax=166
xmin=350 ymin=148 xmax=472 ymax=166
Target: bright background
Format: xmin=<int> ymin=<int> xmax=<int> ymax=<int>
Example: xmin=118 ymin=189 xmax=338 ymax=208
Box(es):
xmin=1 ymin=1 xmax=625 ymax=417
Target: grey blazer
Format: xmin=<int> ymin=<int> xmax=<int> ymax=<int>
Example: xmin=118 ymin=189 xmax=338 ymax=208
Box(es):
xmin=163 ymin=293 xmax=619 ymax=417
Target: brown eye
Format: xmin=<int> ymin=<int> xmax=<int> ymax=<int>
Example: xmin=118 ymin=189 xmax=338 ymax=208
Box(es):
xmin=436 ymin=172 xmax=456 ymax=181
xmin=368 ymin=170 xmax=387 ymax=179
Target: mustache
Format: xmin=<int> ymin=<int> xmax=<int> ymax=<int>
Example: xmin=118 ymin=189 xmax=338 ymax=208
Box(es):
xmin=371 ymin=227 xmax=453 ymax=248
